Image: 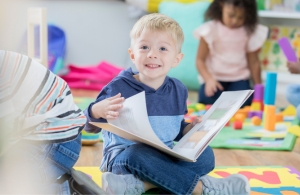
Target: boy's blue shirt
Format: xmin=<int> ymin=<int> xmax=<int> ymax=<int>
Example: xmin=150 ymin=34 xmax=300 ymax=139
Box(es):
xmin=84 ymin=68 xmax=189 ymax=171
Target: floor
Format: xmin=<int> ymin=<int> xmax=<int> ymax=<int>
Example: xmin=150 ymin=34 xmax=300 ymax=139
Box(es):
xmin=75 ymin=90 xmax=300 ymax=171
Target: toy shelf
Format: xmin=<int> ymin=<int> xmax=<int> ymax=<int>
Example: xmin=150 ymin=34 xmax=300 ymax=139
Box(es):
xmin=259 ymin=10 xmax=300 ymax=19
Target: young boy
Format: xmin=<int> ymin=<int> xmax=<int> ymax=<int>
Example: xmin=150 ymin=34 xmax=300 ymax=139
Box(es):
xmin=84 ymin=13 xmax=250 ymax=195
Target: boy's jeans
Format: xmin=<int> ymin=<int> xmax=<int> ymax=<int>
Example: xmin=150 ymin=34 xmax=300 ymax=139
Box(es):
xmin=0 ymin=133 xmax=82 ymax=194
xmin=107 ymin=143 xmax=215 ymax=195
xmin=286 ymin=84 xmax=300 ymax=120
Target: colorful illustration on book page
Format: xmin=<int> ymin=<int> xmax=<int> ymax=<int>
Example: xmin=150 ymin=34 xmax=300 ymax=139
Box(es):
xmin=181 ymin=99 xmax=237 ymax=149
xmin=209 ymin=166 xmax=300 ymax=194
xmin=259 ymin=25 xmax=300 ymax=72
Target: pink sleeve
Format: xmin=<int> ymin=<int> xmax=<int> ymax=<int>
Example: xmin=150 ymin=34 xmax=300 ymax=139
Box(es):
xmin=193 ymin=21 xmax=215 ymax=45
xmin=247 ymin=24 xmax=269 ymax=52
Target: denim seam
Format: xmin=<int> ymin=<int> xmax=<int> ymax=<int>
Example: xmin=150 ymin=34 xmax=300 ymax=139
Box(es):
xmin=57 ymin=145 xmax=79 ymax=161
xmin=112 ymin=162 xmax=199 ymax=195
xmin=42 ymin=144 xmax=69 ymax=178
xmin=187 ymin=174 xmax=200 ymax=195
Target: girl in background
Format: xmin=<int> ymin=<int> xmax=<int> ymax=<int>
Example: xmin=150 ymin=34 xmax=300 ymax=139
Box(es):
xmin=194 ymin=0 xmax=268 ymax=106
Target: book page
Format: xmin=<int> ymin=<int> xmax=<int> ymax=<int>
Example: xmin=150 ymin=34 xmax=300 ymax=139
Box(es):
xmin=107 ymin=91 xmax=168 ymax=148
xmin=173 ymin=90 xmax=254 ymax=160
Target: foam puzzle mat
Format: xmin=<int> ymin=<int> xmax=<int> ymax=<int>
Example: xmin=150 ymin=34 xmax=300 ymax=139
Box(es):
xmin=209 ymin=120 xmax=297 ymax=151
xmin=75 ymin=166 xmax=300 ymax=194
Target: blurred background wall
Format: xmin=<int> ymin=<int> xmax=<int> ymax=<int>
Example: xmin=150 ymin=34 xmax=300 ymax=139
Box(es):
xmin=0 ymin=0 xmax=138 ymax=68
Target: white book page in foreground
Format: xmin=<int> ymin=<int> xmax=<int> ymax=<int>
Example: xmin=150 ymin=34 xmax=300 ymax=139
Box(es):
xmin=173 ymin=90 xmax=253 ymax=160
xmin=107 ymin=91 xmax=167 ymax=149
xmin=90 ymin=122 xmax=195 ymax=162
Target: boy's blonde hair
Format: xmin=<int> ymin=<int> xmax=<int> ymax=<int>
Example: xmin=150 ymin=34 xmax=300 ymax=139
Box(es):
xmin=130 ymin=13 xmax=184 ymax=52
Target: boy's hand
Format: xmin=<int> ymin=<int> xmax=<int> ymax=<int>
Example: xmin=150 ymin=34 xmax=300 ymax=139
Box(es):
xmin=192 ymin=116 xmax=202 ymax=127
xmin=91 ymin=93 xmax=124 ymax=119
xmin=205 ymin=79 xmax=223 ymax=97
xmin=287 ymin=61 xmax=300 ymax=74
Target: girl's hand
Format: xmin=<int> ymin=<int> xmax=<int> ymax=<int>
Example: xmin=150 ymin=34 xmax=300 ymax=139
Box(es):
xmin=287 ymin=61 xmax=300 ymax=74
xmin=91 ymin=93 xmax=124 ymax=119
xmin=192 ymin=116 xmax=202 ymax=127
xmin=205 ymin=79 xmax=223 ymax=97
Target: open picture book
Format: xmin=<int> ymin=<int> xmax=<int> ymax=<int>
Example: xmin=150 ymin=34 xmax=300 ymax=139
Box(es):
xmin=90 ymin=90 xmax=253 ymax=162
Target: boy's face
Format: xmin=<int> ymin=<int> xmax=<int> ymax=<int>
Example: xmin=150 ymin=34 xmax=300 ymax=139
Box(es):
xmin=128 ymin=29 xmax=183 ymax=87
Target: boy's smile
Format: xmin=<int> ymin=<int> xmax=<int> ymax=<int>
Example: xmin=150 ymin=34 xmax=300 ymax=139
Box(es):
xmin=145 ymin=64 xmax=161 ymax=68
xmin=128 ymin=29 xmax=183 ymax=90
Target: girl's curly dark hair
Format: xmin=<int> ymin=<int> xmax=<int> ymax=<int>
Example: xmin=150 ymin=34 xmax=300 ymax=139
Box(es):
xmin=205 ymin=0 xmax=258 ymax=34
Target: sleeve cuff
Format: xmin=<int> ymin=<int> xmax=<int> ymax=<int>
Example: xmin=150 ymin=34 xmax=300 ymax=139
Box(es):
xmin=247 ymin=24 xmax=269 ymax=52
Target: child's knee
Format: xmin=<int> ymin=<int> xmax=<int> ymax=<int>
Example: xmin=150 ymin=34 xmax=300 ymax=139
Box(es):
xmin=123 ymin=144 xmax=152 ymax=163
xmin=201 ymin=146 xmax=215 ymax=168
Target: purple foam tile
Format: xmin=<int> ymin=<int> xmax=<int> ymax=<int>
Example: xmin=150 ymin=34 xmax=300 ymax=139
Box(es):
xmin=286 ymin=166 xmax=300 ymax=180
xmin=278 ymin=37 xmax=298 ymax=62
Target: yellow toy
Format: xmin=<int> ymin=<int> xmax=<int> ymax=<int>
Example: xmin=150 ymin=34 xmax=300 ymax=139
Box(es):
xmin=287 ymin=125 xmax=300 ymax=137
xmin=250 ymin=102 xmax=261 ymax=111
xmin=195 ymin=103 xmax=206 ymax=111
xmin=282 ymin=105 xmax=296 ymax=116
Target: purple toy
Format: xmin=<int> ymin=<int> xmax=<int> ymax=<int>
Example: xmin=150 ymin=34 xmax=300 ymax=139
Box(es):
xmin=253 ymin=84 xmax=264 ymax=101
xmin=278 ymin=37 xmax=298 ymax=62
xmin=248 ymin=111 xmax=263 ymax=119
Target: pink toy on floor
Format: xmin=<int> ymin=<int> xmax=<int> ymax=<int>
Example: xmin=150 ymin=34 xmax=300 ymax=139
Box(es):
xmin=61 ymin=61 xmax=123 ymax=91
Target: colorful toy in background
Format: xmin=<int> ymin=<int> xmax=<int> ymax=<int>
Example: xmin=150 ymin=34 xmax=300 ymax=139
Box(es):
xmin=259 ymin=0 xmax=283 ymax=10
xmin=185 ymin=102 xmax=208 ymax=123
xmin=263 ymin=72 xmax=277 ymax=131
xmin=185 ymin=71 xmax=299 ymax=151
xmin=278 ymin=37 xmax=298 ymax=62
xmin=256 ymin=0 xmax=300 ymax=12
xmin=259 ymin=26 xmax=300 ymax=72
xmin=31 ymin=24 xmax=66 ymax=74
xmin=208 ymin=81 xmax=298 ymax=150
xmin=74 ymin=97 xmax=103 ymax=146
xmin=47 ymin=25 xmax=66 ymax=74
xmin=126 ymin=0 xmax=300 ymax=13
xmin=125 ymin=0 xmax=212 ymax=13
